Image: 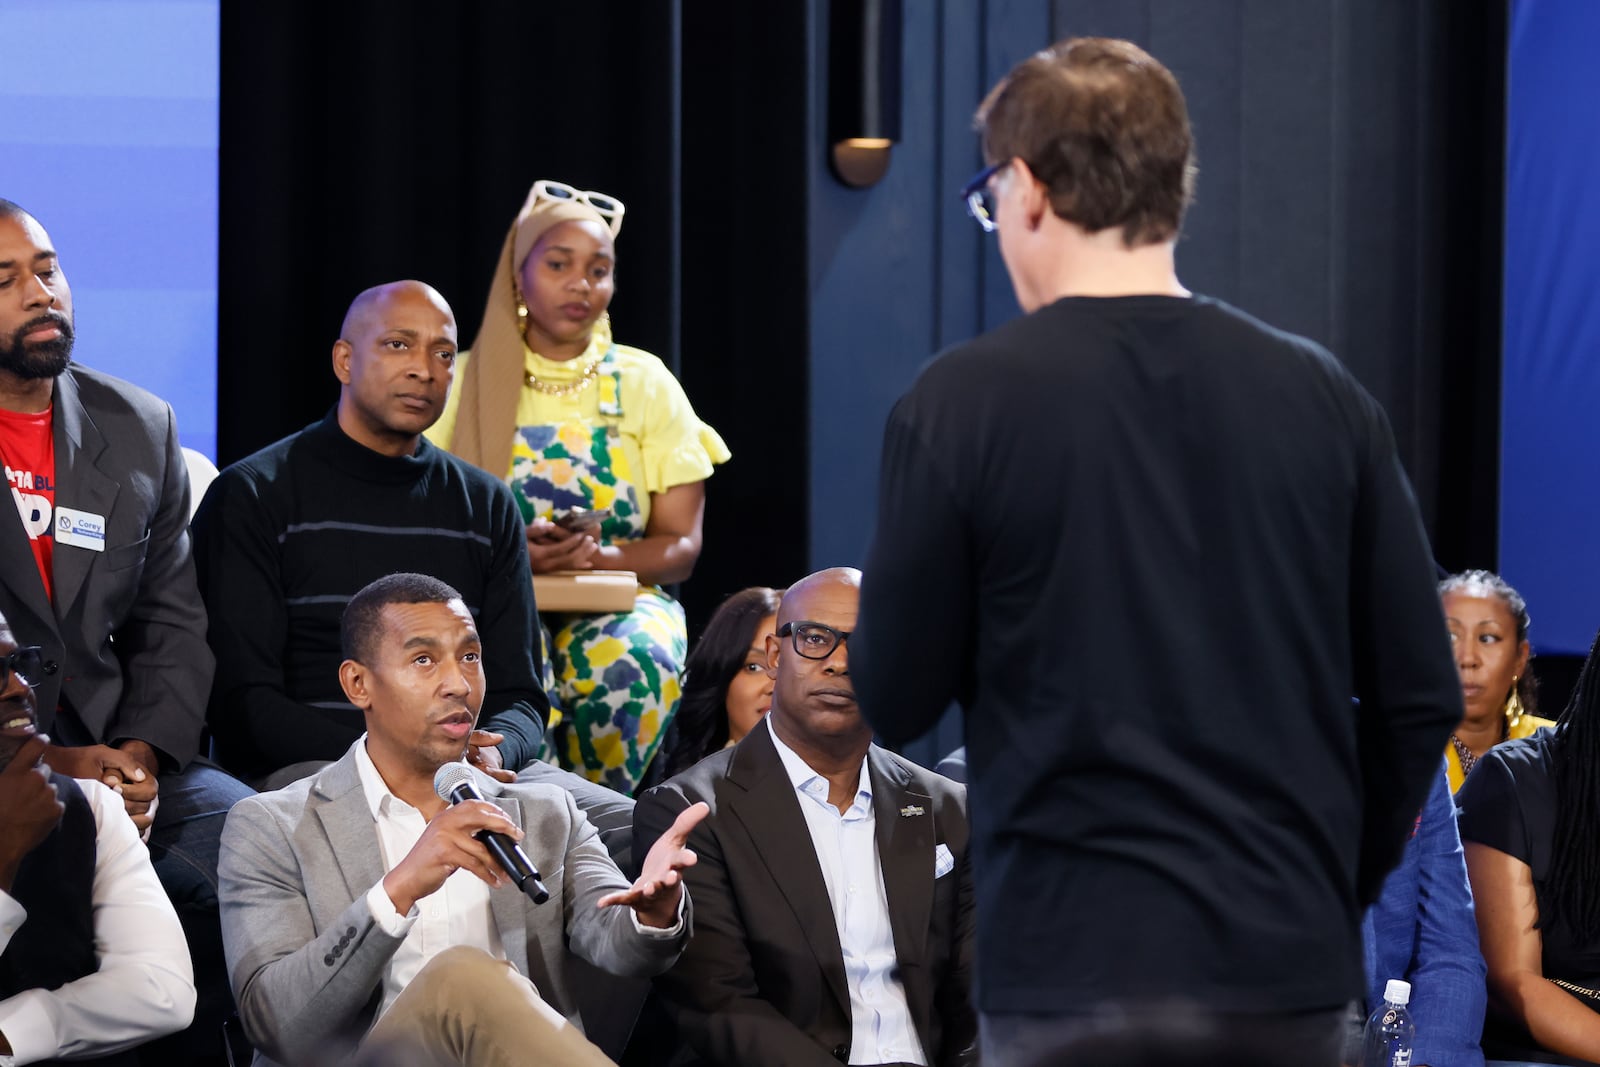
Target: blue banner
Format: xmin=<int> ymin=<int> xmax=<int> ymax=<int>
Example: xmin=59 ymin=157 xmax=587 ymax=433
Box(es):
xmin=0 ymin=0 xmax=219 ymax=461
xmin=1501 ymin=0 xmax=1600 ymax=655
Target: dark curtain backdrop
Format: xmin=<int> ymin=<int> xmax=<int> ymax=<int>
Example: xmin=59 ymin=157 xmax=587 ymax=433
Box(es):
xmin=220 ymin=1 xmax=679 ymax=453
xmin=219 ymin=1 xmax=811 ymax=634
xmin=1051 ymin=0 xmax=1507 ymax=572
xmin=222 ymin=1 xmax=1510 ymax=719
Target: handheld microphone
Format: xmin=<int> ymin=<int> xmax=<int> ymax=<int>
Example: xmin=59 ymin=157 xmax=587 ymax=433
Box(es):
xmin=432 ymin=763 xmax=549 ymax=904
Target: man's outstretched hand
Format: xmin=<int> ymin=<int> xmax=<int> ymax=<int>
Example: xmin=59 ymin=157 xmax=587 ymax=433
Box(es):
xmin=597 ymin=801 xmax=709 ymax=928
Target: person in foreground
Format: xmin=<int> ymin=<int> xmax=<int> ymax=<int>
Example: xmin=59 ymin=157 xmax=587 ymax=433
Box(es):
xmin=636 ymin=567 xmax=975 ymax=1067
xmin=0 ymin=608 xmax=194 ymax=1064
xmin=1353 ymin=762 xmax=1486 ymax=1067
xmin=1440 ymin=570 xmax=1553 ymax=793
xmin=1458 ymin=628 xmax=1600 ymax=1065
xmin=218 ymin=573 xmax=705 ymax=1067
xmin=850 ymin=39 xmax=1460 ymax=1067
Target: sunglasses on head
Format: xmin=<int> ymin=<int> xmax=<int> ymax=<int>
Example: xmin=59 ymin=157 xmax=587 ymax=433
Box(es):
xmin=528 ymin=180 xmax=626 ymax=233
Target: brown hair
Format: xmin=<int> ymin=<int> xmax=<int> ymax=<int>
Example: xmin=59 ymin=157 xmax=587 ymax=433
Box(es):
xmin=975 ymin=37 xmax=1196 ymax=247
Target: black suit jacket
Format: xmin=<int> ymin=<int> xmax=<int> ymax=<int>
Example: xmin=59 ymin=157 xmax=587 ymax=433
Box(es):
xmin=635 ymin=724 xmax=976 ymax=1067
xmin=0 ymin=364 xmax=209 ymax=766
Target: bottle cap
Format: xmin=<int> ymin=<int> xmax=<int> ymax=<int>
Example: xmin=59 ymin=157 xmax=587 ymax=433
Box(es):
xmin=1384 ymin=979 xmax=1411 ymax=1006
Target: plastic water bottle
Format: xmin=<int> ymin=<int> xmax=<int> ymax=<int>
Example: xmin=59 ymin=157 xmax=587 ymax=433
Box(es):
xmin=1361 ymin=978 xmax=1415 ymax=1067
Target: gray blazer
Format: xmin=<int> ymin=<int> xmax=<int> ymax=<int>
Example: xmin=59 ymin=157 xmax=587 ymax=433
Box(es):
xmin=0 ymin=363 xmax=210 ymax=766
xmin=218 ymin=743 xmax=690 ymax=1066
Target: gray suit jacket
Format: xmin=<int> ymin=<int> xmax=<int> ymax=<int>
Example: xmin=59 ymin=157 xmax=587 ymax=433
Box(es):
xmin=0 ymin=364 xmax=210 ymax=766
xmin=219 ymin=743 xmax=690 ymax=1066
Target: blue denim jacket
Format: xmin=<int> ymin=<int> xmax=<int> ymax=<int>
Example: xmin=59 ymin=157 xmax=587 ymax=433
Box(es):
xmin=1363 ymin=762 xmax=1487 ymax=1067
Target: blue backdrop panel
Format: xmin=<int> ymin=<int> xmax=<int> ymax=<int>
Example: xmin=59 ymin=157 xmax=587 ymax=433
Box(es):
xmin=1501 ymin=0 xmax=1600 ymax=656
xmin=0 ymin=0 xmax=219 ymax=460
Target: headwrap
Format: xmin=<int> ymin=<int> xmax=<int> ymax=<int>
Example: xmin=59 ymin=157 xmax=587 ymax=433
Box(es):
xmin=451 ymin=181 xmax=624 ymax=475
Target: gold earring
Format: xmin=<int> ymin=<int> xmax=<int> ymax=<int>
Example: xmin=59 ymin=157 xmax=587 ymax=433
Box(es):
xmin=512 ymin=280 xmax=529 ymax=326
xmin=1504 ymin=680 xmax=1525 ymax=727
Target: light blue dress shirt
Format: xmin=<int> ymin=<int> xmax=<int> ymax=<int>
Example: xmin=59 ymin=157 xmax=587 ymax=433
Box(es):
xmin=768 ymin=718 xmax=928 ymax=1066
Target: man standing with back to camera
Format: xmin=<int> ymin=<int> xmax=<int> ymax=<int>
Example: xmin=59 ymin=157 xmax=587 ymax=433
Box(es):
xmin=852 ymin=38 xmax=1461 ymax=1066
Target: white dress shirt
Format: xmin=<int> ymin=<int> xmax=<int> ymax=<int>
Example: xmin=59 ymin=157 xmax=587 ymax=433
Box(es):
xmin=354 ymin=741 xmax=511 ymax=1019
xmin=0 ymin=778 xmax=195 ymax=1066
xmin=768 ymin=719 xmax=927 ymax=1066
xmin=356 ymin=743 xmax=685 ymax=1023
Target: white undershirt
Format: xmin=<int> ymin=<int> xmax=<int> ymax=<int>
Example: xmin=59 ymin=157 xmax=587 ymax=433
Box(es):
xmin=0 ymin=778 xmax=193 ymax=1065
xmin=355 ymin=741 xmax=509 ymax=1019
xmin=767 ymin=718 xmax=927 ymax=1066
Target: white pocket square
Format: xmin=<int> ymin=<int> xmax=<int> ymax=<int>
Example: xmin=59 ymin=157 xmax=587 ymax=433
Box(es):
xmin=934 ymin=842 xmax=954 ymax=879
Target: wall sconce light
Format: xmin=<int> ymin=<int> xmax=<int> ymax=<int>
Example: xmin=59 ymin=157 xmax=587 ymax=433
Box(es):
xmin=828 ymin=0 xmax=902 ymax=188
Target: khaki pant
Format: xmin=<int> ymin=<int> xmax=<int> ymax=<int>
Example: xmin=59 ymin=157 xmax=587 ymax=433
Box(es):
xmin=356 ymin=946 xmax=615 ymax=1067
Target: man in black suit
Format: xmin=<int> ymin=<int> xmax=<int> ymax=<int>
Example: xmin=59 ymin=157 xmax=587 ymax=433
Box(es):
xmin=635 ymin=567 xmax=974 ymax=1067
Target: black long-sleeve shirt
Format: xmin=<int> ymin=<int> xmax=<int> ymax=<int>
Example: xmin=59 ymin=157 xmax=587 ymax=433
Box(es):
xmin=854 ymin=295 xmax=1460 ymax=1015
xmin=192 ymin=412 xmax=548 ymax=779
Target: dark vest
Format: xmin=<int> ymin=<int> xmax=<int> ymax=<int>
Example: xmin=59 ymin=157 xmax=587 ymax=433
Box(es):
xmin=0 ymin=773 xmax=136 ymax=1065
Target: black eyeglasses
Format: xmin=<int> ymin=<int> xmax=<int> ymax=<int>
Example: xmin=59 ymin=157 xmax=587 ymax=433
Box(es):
xmin=1 ymin=646 xmax=43 ymax=690
xmin=959 ymin=160 xmax=1009 ymax=232
xmin=777 ymin=621 xmax=852 ymax=660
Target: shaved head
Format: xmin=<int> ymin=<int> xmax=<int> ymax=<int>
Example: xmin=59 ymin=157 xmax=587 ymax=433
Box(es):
xmin=777 ymin=567 xmax=862 ymax=629
xmin=332 ymin=279 xmax=459 ymax=457
xmin=340 ymin=280 xmax=452 ymax=341
xmin=0 ymin=198 xmax=35 ymax=225
xmin=768 ymin=566 xmax=868 ymax=767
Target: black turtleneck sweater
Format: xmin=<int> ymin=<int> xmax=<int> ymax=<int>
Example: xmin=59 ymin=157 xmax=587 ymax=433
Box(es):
xmin=191 ymin=412 xmax=547 ymax=779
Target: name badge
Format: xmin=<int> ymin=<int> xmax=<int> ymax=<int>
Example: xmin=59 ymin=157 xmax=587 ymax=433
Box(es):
xmin=55 ymin=506 xmax=107 ymax=552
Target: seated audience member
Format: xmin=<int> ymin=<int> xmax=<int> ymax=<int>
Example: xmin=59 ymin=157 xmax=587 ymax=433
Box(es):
xmin=0 ymin=609 xmax=195 ymax=1063
xmin=1441 ymin=570 xmax=1554 ymax=792
xmin=0 ymin=199 xmax=249 ymax=1059
xmin=217 ymin=573 xmax=704 ymax=1067
xmin=639 ymin=586 xmax=782 ymax=790
xmin=635 ymin=567 xmax=976 ymax=1067
xmin=428 ymin=179 xmax=730 ymax=795
xmin=1458 ymin=628 xmax=1600 ymax=1064
xmin=1350 ymin=762 xmax=1485 ymax=1067
xmin=191 ymin=280 xmax=549 ymax=790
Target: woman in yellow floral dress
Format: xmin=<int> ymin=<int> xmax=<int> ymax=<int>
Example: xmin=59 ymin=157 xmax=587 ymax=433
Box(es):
xmin=429 ymin=179 xmax=729 ymax=793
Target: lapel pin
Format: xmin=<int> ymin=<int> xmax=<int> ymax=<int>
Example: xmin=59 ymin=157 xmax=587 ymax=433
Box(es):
xmin=900 ymin=804 xmax=925 ymax=817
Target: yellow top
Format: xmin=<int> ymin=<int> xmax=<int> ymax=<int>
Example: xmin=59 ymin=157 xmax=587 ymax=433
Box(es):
xmin=428 ymin=334 xmax=729 ymax=528
xmin=1445 ymin=711 xmax=1556 ymax=793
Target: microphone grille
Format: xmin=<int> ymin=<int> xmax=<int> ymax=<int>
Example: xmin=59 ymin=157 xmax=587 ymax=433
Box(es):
xmin=433 ymin=761 xmax=476 ymax=802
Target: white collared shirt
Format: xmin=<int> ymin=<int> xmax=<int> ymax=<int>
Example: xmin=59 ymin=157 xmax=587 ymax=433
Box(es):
xmin=0 ymin=779 xmax=194 ymax=1066
xmin=767 ymin=718 xmax=928 ymax=1066
xmin=355 ymin=741 xmax=509 ymax=1019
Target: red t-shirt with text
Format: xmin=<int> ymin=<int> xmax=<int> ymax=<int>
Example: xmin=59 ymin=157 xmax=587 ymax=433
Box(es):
xmin=0 ymin=405 xmax=56 ymax=602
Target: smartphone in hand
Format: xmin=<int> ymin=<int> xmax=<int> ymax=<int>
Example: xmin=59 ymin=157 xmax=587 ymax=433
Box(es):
xmin=552 ymin=507 xmax=613 ymax=535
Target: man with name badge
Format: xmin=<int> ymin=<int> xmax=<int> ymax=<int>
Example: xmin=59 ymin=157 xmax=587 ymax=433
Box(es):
xmin=0 ymin=198 xmax=252 ymax=1059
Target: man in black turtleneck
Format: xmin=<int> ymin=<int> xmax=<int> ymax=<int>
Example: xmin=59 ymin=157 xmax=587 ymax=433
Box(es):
xmin=0 ymin=606 xmax=195 ymax=1063
xmin=191 ymin=281 xmax=551 ymax=790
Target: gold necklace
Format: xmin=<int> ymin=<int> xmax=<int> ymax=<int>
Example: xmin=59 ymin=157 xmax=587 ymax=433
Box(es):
xmin=524 ymin=355 xmax=601 ymax=397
